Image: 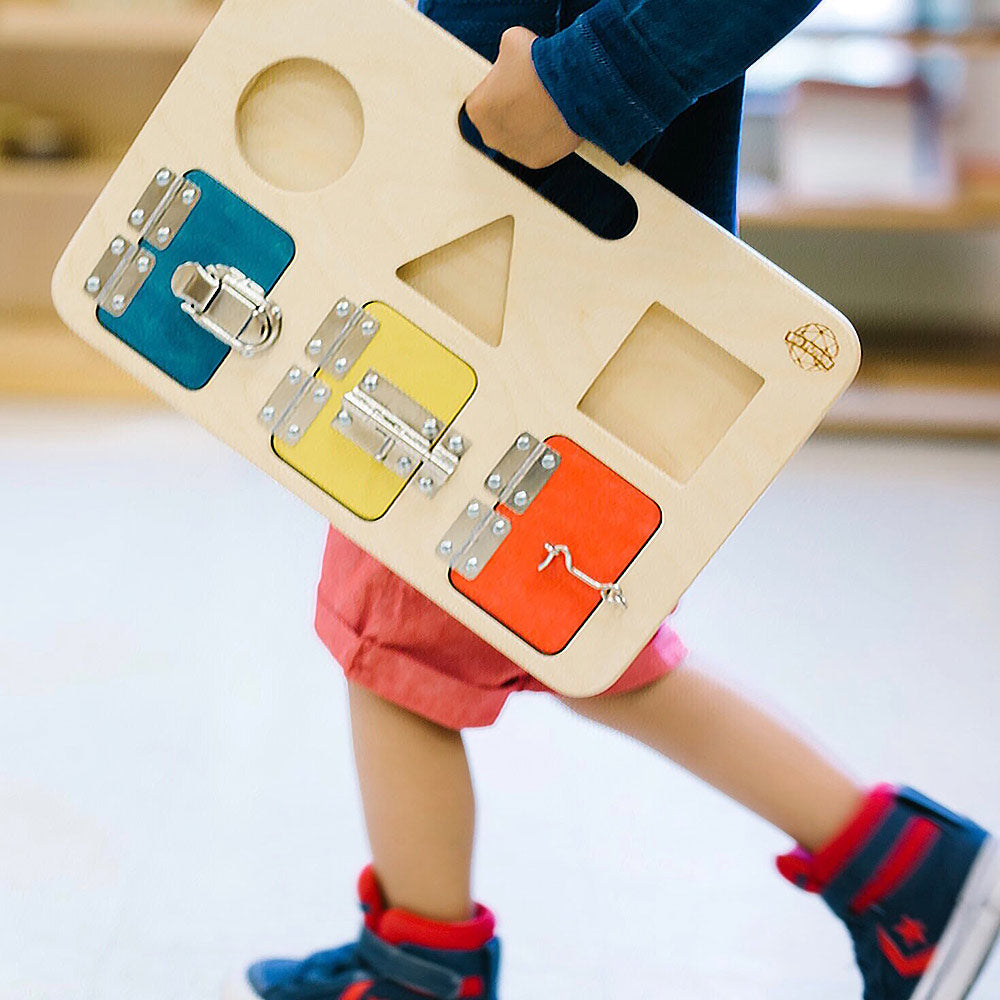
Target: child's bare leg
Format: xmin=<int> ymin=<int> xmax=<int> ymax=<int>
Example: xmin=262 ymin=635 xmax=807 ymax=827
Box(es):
xmin=561 ymin=662 xmax=865 ymax=852
xmin=349 ymin=682 xmax=475 ymax=922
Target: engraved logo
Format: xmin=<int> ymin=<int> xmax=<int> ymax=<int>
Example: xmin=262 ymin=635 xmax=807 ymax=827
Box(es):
xmin=785 ymin=323 xmax=839 ymax=372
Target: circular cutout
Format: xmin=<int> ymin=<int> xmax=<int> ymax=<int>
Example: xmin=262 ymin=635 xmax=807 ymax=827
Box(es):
xmin=236 ymin=58 xmax=364 ymax=192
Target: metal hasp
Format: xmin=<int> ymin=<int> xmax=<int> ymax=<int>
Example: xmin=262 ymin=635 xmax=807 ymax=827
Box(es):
xmin=172 ymin=262 xmax=281 ymax=357
xmin=538 ymin=543 xmax=627 ymax=607
xmin=334 ymin=369 xmax=468 ymax=499
xmin=437 ymin=432 xmax=561 ymax=579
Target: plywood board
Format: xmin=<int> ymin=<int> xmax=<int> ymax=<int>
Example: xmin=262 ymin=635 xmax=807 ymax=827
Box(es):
xmin=52 ymin=0 xmax=860 ymax=696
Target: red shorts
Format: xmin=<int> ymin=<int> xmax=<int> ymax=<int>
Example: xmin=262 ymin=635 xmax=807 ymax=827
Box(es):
xmin=315 ymin=529 xmax=687 ymax=729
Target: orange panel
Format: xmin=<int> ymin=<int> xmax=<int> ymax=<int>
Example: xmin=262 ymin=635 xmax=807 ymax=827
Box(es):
xmin=451 ymin=436 xmax=661 ymax=654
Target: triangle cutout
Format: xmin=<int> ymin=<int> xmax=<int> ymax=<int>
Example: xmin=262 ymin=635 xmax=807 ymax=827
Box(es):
xmin=397 ymin=216 xmax=514 ymax=348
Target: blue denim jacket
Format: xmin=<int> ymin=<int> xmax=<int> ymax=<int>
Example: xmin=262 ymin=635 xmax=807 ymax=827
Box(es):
xmin=420 ymin=0 xmax=819 ymax=232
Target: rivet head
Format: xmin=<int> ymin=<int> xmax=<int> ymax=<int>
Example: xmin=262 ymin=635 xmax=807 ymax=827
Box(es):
xmin=85 ymin=276 xmax=101 ymax=293
xmin=334 ymin=357 xmax=349 ymax=373
xmin=467 ymin=501 xmax=481 ymax=518
xmin=288 ymin=367 xmax=302 ymax=383
xmin=516 ymin=434 xmax=531 ymax=451
xmin=423 ymin=418 xmax=439 ymax=439
xmin=513 ymin=490 xmax=529 ymax=508
xmin=361 ymin=319 xmax=376 ymax=335
xmin=493 ymin=518 xmax=508 ymax=535
xmin=110 ymin=237 xmax=126 ymax=255
xmin=156 ymin=226 xmax=171 ymax=244
xmin=111 ymin=294 xmax=125 ymax=311
xmin=541 ymin=452 xmax=557 ymax=470
xmin=155 ymin=168 xmax=171 ymax=186
xmin=336 ymin=300 xmax=351 ymax=317
xmin=130 ymin=208 xmax=145 ymax=226
xmin=448 ymin=434 xmax=465 ymax=455
xmin=260 ymin=406 xmax=275 ymax=421
xmin=418 ymin=476 xmax=434 ymax=493
xmin=487 ymin=473 xmax=502 ymax=491
xmin=397 ymin=456 xmax=413 ymax=473
xmin=363 ymin=372 xmax=379 ymax=390
xmin=439 ymin=540 xmax=453 ymax=555
xmin=336 ymin=410 xmax=351 ymax=425
xmin=313 ymin=386 xmax=328 ymax=401
xmin=308 ymin=339 xmax=323 ymax=356
xmin=181 ymin=187 xmax=197 ymax=205
xmin=136 ymin=255 xmax=150 ymax=273
xmin=465 ymin=556 xmax=479 ymax=572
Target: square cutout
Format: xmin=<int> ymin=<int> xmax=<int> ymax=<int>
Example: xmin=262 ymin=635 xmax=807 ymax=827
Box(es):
xmin=579 ymin=304 xmax=764 ymax=483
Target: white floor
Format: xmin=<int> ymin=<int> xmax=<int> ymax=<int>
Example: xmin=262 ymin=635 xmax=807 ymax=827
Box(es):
xmin=1 ymin=403 xmax=999 ymax=1000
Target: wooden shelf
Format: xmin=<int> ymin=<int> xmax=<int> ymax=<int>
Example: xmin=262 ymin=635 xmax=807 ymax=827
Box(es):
xmin=740 ymin=186 xmax=1000 ymax=230
xmin=0 ymin=312 xmax=152 ymax=400
xmin=0 ymin=2 xmax=215 ymax=54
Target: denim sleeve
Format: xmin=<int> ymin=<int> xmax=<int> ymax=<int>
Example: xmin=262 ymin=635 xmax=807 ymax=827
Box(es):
xmin=531 ymin=0 xmax=822 ymax=163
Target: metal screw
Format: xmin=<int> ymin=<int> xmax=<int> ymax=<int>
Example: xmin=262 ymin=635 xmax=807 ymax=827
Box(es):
xmin=361 ymin=319 xmax=376 ymax=335
xmin=363 ymin=372 xmax=379 ymax=390
xmin=307 ymin=339 xmax=323 ymax=356
xmin=336 ymin=300 xmax=351 ymax=317
xmin=465 ymin=556 xmax=479 ymax=573
xmin=487 ymin=473 xmax=502 ymax=491
xmin=336 ymin=410 xmax=351 ymax=425
xmin=181 ymin=187 xmax=197 ymax=205
xmin=157 ymin=226 xmax=171 ymax=244
xmin=313 ymin=386 xmax=328 ymax=401
xmin=111 ymin=294 xmax=125 ymax=311
xmin=493 ymin=518 xmax=508 ymax=535
xmin=447 ymin=434 xmax=465 ymax=456
xmin=439 ymin=540 xmax=453 ymax=555
xmin=260 ymin=406 xmax=275 ymax=422
xmin=541 ymin=452 xmax=557 ymax=470
xmin=423 ymin=417 xmax=439 ymax=439
xmin=155 ymin=169 xmax=171 ymax=186
xmin=289 ymin=367 xmax=302 ymax=384
xmin=397 ymin=456 xmax=413 ymax=473
xmin=136 ymin=255 xmax=150 ymax=274
xmin=418 ymin=476 xmax=434 ymax=493
xmin=516 ymin=434 xmax=532 ymax=451
xmin=467 ymin=501 xmax=481 ymax=518
xmin=513 ymin=490 xmax=528 ymax=508
xmin=111 ymin=237 xmax=126 ymax=255
xmin=130 ymin=208 xmax=145 ymax=226
xmin=288 ymin=424 xmax=300 ymax=438
xmin=86 ymin=276 xmax=101 ymax=294
xmin=334 ymin=357 xmax=349 ymax=373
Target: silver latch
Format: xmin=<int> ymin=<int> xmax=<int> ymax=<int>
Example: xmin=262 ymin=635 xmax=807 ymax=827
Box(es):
xmin=172 ymin=262 xmax=281 ymax=356
xmin=538 ymin=543 xmax=627 ymax=607
xmin=84 ymin=167 xmax=201 ymax=317
xmin=437 ymin=432 xmax=561 ymax=579
xmin=334 ymin=369 xmax=468 ymax=498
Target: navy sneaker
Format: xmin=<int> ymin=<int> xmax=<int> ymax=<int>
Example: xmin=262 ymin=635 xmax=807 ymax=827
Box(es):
xmin=227 ymin=866 xmax=500 ymax=1000
xmin=780 ymin=785 xmax=1000 ymax=999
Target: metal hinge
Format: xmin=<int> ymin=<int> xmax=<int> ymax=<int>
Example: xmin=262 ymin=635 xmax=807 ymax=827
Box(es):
xmin=258 ymin=299 xmax=381 ymax=445
xmin=437 ymin=433 xmax=561 ymax=580
xmin=172 ymin=262 xmax=281 ymax=356
xmin=334 ymin=369 xmax=468 ymax=499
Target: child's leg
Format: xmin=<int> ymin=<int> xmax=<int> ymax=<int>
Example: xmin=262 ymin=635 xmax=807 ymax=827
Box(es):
xmin=349 ymin=682 xmax=475 ymax=922
xmin=561 ymin=662 xmax=865 ymax=852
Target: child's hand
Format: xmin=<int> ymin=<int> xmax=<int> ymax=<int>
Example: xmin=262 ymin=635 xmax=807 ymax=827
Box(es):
xmin=465 ymin=27 xmax=581 ymax=169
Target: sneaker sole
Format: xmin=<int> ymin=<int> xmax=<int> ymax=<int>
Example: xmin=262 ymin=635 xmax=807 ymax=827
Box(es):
xmin=911 ymin=835 xmax=1000 ymax=1000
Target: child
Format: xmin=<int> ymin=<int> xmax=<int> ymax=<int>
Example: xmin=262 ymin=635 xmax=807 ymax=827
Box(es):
xmin=227 ymin=2 xmax=1000 ymax=998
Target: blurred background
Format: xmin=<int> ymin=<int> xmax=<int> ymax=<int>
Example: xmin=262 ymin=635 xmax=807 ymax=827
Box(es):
xmin=1 ymin=2 xmax=999 ymax=999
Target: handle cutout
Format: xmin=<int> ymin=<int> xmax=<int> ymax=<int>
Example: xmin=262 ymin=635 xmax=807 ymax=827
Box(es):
xmin=458 ymin=107 xmax=638 ymax=240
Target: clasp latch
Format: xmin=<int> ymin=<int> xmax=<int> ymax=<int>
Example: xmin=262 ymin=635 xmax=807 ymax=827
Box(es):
xmin=172 ymin=261 xmax=282 ymax=357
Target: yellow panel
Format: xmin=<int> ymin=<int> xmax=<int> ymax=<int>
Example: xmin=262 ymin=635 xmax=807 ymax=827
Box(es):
xmin=273 ymin=301 xmax=477 ymax=520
